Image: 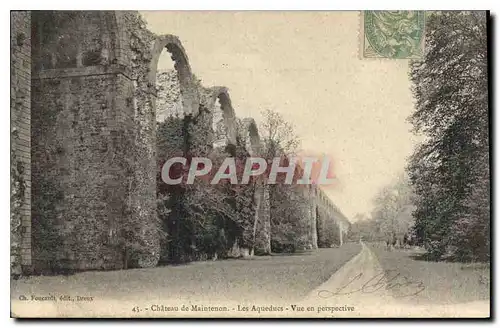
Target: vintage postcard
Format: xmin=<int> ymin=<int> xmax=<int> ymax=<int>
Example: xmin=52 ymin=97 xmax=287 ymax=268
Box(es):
xmin=10 ymin=10 xmax=490 ymax=318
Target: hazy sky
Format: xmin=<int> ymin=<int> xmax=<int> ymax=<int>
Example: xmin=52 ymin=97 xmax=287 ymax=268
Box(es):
xmin=142 ymin=11 xmax=422 ymax=221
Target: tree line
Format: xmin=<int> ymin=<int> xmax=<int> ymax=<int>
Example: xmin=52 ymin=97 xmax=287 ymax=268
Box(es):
xmin=350 ymin=12 xmax=489 ymax=263
xmin=348 ymin=174 xmax=415 ymax=247
xmin=407 ymin=12 xmax=489 ymax=262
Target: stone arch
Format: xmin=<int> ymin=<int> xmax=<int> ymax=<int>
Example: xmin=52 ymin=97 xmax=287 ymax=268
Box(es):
xmin=205 ymin=86 xmax=237 ymax=146
xmin=149 ymin=34 xmax=199 ymax=116
xmin=241 ymin=118 xmax=262 ymax=155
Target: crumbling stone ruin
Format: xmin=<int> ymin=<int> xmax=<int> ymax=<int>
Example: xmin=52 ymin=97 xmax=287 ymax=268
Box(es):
xmin=10 ymin=10 xmax=350 ymax=274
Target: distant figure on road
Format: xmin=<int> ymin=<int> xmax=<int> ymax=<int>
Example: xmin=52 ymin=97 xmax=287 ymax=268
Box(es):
xmin=403 ymin=233 xmax=410 ymax=249
xmin=385 ymin=233 xmax=397 ymax=251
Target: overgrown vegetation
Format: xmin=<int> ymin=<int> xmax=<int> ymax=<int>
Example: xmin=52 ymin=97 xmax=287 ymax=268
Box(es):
xmin=156 ymin=104 xmax=258 ymax=262
xmin=407 ymin=12 xmax=489 ymax=262
xmin=155 ymin=103 xmax=319 ymax=262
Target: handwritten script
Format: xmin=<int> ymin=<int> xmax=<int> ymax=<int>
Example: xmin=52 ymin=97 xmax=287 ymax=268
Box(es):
xmin=318 ymin=269 xmax=425 ymax=299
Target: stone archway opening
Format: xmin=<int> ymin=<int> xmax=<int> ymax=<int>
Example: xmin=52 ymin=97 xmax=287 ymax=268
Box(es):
xmin=149 ymin=34 xmax=199 ymax=121
xmin=205 ymin=87 xmax=237 ymax=149
xmin=212 ymin=98 xmax=226 ymax=148
xmin=243 ymin=118 xmax=261 ymax=156
xmin=155 ymin=51 xmax=183 ymax=121
xmin=149 ymin=35 xmax=200 ymax=264
xmin=239 ymin=118 xmax=271 ymax=256
xmin=150 ymin=35 xmax=200 ymax=159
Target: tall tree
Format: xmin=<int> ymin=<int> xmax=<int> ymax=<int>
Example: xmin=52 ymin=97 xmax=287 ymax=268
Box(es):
xmin=260 ymin=109 xmax=300 ymax=160
xmin=407 ymin=11 xmax=488 ymax=261
xmin=259 ymin=110 xmax=310 ymax=252
xmin=371 ymin=174 xmax=415 ymax=243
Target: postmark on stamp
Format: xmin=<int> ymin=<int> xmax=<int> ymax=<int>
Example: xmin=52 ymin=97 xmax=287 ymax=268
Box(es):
xmin=363 ymin=11 xmax=426 ymax=59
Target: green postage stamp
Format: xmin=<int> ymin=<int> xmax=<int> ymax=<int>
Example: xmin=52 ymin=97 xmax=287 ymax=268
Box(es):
xmin=363 ymin=11 xmax=426 ymax=59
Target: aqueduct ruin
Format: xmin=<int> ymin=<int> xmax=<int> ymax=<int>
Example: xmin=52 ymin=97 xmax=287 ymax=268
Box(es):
xmin=149 ymin=34 xmax=199 ymax=117
xmin=11 ymin=10 xmax=350 ymax=273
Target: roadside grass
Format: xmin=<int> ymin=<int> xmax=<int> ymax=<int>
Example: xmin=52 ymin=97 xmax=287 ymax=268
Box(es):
xmin=11 ymin=243 xmax=361 ymax=304
xmin=370 ymin=243 xmax=490 ymax=305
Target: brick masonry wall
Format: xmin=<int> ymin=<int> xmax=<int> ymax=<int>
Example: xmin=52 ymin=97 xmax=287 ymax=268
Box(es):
xmin=30 ymin=11 xmax=161 ymax=271
xmin=254 ymin=184 xmax=271 ymax=254
xmin=11 ymin=11 xmax=32 ymax=270
xmin=306 ymin=186 xmax=319 ymax=249
xmin=316 ymin=204 xmax=340 ymax=247
xmin=315 ymin=189 xmax=350 ymax=247
xmin=31 ymin=73 xmax=130 ymax=271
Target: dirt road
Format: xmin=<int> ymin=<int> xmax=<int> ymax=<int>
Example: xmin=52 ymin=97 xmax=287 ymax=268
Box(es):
xmin=10 ymin=242 xmax=489 ymax=318
xmin=301 ymin=242 xmax=490 ymax=318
